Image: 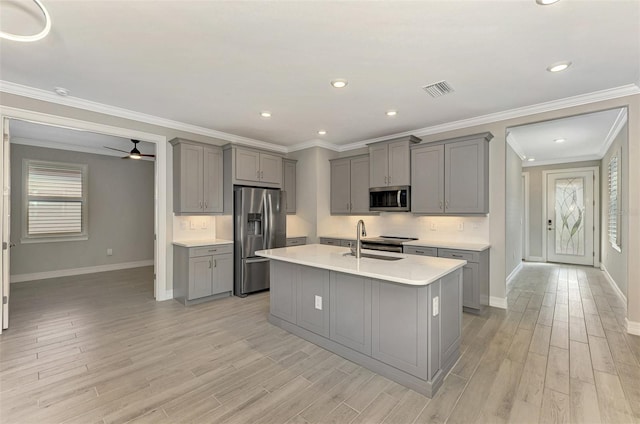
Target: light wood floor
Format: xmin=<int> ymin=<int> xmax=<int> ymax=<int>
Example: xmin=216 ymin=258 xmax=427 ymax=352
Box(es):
xmin=1 ymin=264 xmax=639 ymax=424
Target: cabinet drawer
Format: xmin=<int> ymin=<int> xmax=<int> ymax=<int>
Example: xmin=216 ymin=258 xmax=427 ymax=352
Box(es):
xmin=340 ymin=240 xmax=355 ymax=248
xmin=190 ymin=244 xmax=233 ymax=257
xmin=437 ymin=249 xmax=478 ymax=263
xmin=403 ymin=246 xmax=438 ymax=257
xmin=286 ymin=237 xmax=307 ymax=247
xmin=320 ymin=238 xmax=342 ymax=246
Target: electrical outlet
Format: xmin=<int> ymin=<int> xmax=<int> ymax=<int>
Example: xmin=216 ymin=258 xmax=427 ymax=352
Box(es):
xmin=201 ymin=219 xmax=208 ymax=229
xmin=457 ymin=222 xmax=464 ymax=231
xmin=190 ymin=220 xmax=197 ymax=230
xmin=314 ymin=295 xmax=323 ymax=310
xmin=430 ymin=222 xmax=437 ymax=231
xmin=106 ymin=248 xmax=113 ymax=256
xmin=432 ymin=296 xmax=439 ymax=316
xmin=180 ymin=219 xmax=188 ymax=230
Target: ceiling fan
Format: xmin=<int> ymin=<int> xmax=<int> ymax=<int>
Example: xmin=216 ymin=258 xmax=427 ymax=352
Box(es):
xmin=104 ymin=139 xmax=155 ymax=160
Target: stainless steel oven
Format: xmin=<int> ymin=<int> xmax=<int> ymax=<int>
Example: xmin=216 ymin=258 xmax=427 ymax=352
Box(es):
xmin=360 ymin=236 xmax=418 ymax=252
xmin=369 ymin=186 xmax=410 ymax=212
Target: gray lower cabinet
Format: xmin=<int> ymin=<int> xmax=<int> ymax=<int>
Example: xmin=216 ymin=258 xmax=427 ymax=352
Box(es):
xmin=286 ymin=236 xmax=307 ymax=247
xmin=330 ymin=273 xmax=372 ymax=355
xmin=319 ymin=237 xmax=355 ymax=247
xmin=403 ymin=245 xmax=490 ymax=314
xmin=268 ymin=260 xmax=463 ymax=397
xmin=173 ymin=244 xmax=233 ymax=305
xmin=411 ymin=132 xmax=492 ymax=215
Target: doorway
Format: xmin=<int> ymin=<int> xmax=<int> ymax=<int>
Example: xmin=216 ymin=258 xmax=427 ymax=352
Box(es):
xmin=0 ymin=107 xmax=168 ymax=333
xmin=543 ymin=168 xmax=599 ymax=266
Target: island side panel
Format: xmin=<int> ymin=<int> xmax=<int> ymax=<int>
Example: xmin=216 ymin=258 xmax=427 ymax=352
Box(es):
xmin=270 ymin=261 xmax=298 ymax=324
xmin=441 ymin=269 xmax=463 ymax=370
xmin=296 ymin=266 xmax=331 ymax=338
xmin=330 ymin=272 xmax=372 ymax=355
xmin=371 ymin=280 xmax=429 ymax=380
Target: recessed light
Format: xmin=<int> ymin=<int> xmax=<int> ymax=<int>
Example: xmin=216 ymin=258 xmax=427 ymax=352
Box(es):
xmin=527 ymin=158 xmax=536 ymax=162
xmin=54 ymin=87 xmax=69 ymax=96
xmin=330 ymin=79 xmax=348 ymax=88
xmin=260 ymin=111 xmax=271 ymax=118
xmin=555 ymin=138 xmax=566 ymax=143
xmin=536 ymin=0 xmax=560 ymax=5
xmin=547 ymin=61 xmax=572 ymax=73
xmin=386 ymin=110 xmax=398 ymax=117
xmin=318 ymin=130 xmax=327 ymax=135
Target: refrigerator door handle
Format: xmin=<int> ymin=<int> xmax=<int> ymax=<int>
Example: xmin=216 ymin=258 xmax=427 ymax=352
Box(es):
xmin=245 ymin=257 xmax=270 ymax=264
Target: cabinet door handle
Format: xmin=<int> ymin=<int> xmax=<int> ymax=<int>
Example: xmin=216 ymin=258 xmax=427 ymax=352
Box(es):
xmin=208 ymin=249 xmax=217 ymax=252
xmin=439 ymin=200 xmax=443 ymax=210
xmin=261 ymin=171 xmax=264 ymax=179
xmin=213 ymin=259 xmax=217 ymax=268
xmin=256 ymin=170 xmax=260 ymax=179
xmin=415 ymin=250 xmax=424 ymax=254
xmin=204 ymin=201 xmax=208 ymax=209
xmin=445 ymin=200 xmax=449 ymax=209
xmin=384 ymin=176 xmax=388 ymax=185
xmin=451 ymin=254 xmax=463 ymax=258
xmin=208 ymin=260 xmax=212 ymax=268
xmin=199 ymin=201 xmax=203 ymax=209
xmin=388 ymin=175 xmax=391 ymax=184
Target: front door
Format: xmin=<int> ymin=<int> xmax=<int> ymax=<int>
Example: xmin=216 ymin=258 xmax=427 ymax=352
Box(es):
xmin=546 ymin=170 xmax=595 ymax=266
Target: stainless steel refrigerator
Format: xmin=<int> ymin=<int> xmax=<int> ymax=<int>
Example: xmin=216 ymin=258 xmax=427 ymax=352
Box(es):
xmin=234 ymin=187 xmax=286 ymax=297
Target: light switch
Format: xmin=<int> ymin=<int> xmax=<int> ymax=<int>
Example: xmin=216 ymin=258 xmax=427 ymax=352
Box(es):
xmin=190 ymin=220 xmax=197 ymax=230
xmin=201 ymin=219 xmax=208 ymax=229
xmin=432 ymin=296 xmax=439 ymax=316
xmin=430 ymin=222 xmax=437 ymax=231
xmin=457 ymin=222 xmax=464 ymax=231
xmin=315 ymin=295 xmax=323 ymax=310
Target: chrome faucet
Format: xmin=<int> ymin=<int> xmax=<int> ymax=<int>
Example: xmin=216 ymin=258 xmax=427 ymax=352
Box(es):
xmin=356 ymin=220 xmax=367 ymax=259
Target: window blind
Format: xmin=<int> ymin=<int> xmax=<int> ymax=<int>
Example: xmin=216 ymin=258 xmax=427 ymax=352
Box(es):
xmin=607 ymin=153 xmax=620 ymax=248
xmin=26 ymin=161 xmax=85 ymax=236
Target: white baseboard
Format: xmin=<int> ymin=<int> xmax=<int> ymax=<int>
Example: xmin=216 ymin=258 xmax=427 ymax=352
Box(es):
xmin=10 ymin=260 xmax=154 ymax=283
xmin=506 ymin=262 xmax=523 ymax=286
xmin=526 ymin=256 xmax=545 ymax=262
xmin=156 ymin=289 xmax=174 ymax=302
xmin=626 ymin=319 xmax=640 ymax=336
xmin=600 ymin=264 xmax=627 ymax=304
xmin=490 ymin=296 xmax=507 ymax=309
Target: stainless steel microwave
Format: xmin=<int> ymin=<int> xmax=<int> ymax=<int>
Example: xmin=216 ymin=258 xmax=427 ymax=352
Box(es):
xmin=369 ymin=186 xmax=410 ymax=212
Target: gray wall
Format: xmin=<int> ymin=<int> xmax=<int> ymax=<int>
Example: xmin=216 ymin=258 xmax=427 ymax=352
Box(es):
xmin=505 ymin=144 xmax=522 ymax=276
xmin=10 ymin=144 xmax=154 ymax=275
xmin=601 ymin=122 xmax=628 ymax=296
xmin=523 ymin=160 xmax=601 ymax=259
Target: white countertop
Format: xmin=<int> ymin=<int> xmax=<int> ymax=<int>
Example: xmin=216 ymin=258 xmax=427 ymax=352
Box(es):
xmin=256 ymin=244 xmax=465 ymax=286
xmin=172 ymin=239 xmax=233 ymax=247
xmin=286 ymin=235 xmax=308 ymax=239
xmin=404 ymin=240 xmax=490 ymax=252
xmin=319 ymin=234 xmax=356 ymax=240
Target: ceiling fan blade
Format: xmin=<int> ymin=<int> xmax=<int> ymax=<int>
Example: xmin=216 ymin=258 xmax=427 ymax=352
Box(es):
xmin=140 ymin=154 xmax=156 ymax=157
xmin=104 ymin=146 xmax=130 ymax=153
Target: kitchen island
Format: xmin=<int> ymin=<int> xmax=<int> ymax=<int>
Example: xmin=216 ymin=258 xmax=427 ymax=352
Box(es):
xmin=256 ymin=244 xmax=466 ymax=397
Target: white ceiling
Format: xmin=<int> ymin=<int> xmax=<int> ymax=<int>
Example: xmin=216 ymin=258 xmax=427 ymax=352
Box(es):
xmin=507 ymin=107 xmax=626 ymax=167
xmin=9 ymin=119 xmax=156 ymax=159
xmin=0 ymin=1 xmax=639 ymax=148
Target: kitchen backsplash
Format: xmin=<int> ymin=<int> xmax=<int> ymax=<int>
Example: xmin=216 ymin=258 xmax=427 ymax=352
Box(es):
xmin=173 ymin=215 xmax=216 ymax=241
xmin=319 ymin=213 xmax=490 ymax=243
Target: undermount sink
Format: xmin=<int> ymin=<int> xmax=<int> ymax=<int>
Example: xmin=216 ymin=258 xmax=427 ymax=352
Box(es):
xmin=342 ymin=252 xmax=403 ymax=261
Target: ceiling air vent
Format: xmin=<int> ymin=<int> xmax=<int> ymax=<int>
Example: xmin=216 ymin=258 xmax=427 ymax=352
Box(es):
xmin=422 ymin=80 xmax=455 ymax=97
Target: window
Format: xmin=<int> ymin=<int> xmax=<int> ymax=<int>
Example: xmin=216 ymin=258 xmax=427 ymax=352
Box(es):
xmin=607 ymin=149 xmax=621 ymax=251
xmin=23 ymin=159 xmax=88 ymax=242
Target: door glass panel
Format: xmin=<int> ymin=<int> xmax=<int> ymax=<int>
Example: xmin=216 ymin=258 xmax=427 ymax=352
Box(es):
xmin=555 ymin=177 xmax=585 ymax=256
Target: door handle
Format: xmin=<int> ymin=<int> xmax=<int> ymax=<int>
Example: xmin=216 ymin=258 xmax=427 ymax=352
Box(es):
xmin=384 ymin=176 xmax=388 ymax=185
xmin=397 ymin=190 xmax=401 ymax=207
xmin=208 ymin=260 xmax=212 ymax=269
xmin=388 ymin=175 xmax=391 ymax=184
xmin=439 ymin=201 xmax=443 ymax=210
xmin=213 ymin=259 xmax=217 ymax=268
xmin=261 ymin=171 xmax=264 ymax=179
xmin=204 ymin=201 xmax=208 ymax=209
xmin=245 ymin=257 xmax=270 ymax=264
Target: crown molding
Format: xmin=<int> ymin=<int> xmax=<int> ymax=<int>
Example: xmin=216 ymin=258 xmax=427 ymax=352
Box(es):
xmin=0 ymin=80 xmax=288 ymax=153
xmin=505 ymin=132 xmax=526 ymax=160
xmin=2 ymin=80 xmax=638 ymax=155
xmin=598 ymin=107 xmax=628 ymax=158
xmin=522 ymin=154 xmax=602 ymax=168
xmin=337 ymin=84 xmax=640 ymax=152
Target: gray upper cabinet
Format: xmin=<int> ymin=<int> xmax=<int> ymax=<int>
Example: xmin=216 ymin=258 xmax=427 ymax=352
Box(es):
xmin=411 ymin=132 xmax=492 ymax=215
xmin=283 ymin=159 xmax=297 ymax=214
xmin=330 ymin=155 xmax=375 ymax=215
xmin=233 ymin=147 xmax=283 ymax=186
xmin=171 ymin=139 xmax=223 ymax=214
xmin=368 ymin=136 xmax=420 ymax=188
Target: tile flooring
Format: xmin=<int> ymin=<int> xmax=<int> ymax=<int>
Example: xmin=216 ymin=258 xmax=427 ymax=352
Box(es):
xmin=0 ymin=263 xmax=639 ymax=423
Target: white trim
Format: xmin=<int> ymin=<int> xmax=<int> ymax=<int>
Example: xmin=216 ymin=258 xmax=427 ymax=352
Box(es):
xmin=0 ymin=106 xmax=170 ymax=302
xmin=522 ymin=172 xmax=530 ymax=260
xmin=522 ymin=154 xmax=602 ymax=168
xmin=489 ymin=296 xmax=507 ymax=309
xmin=526 ymin=256 xmax=545 ymax=262
xmin=10 ymin=260 xmax=153 ymax=283
xmin=542 ymin=166 xmax=600 ymax=266
xmin=507 ymin=262 xmax=523 ymax=286
xmin=3 ymin=80 xmax=638 ymax=155
xmin=625 ymin=319 xmax=640 ymax=336
xmin=507 ymin=133 xmax=526 ymax=160
xmin=598 ymin=108 xmax=628 ymax=158
xmin=600 ymin=264 xmax=627 ymax=304
xmin=0 ymin=81 xmax=287 ymax=154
